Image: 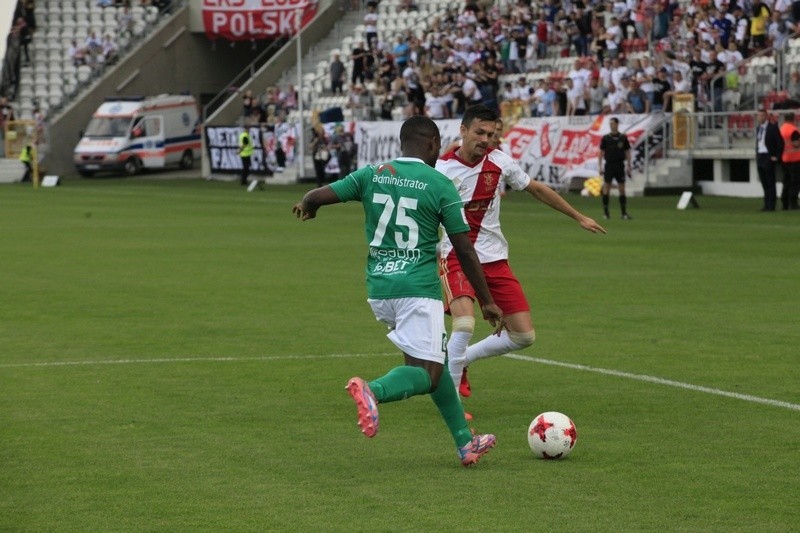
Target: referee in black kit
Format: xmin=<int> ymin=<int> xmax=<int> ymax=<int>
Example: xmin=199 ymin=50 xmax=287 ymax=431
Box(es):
xmin=598 ymin=117 xmax=632 ymax=220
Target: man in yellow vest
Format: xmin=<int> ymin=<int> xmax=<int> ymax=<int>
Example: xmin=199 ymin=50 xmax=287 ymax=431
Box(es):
xmin=19 ymin=144 xmax=33 ymax=183
xmin=239 ymin=128 xmax=254 ymax=186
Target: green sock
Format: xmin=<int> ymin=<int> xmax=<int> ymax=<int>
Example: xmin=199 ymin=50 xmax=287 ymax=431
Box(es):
xmin=368 ymin=366 xmax=431 ymax=403
xmin=429 ymin=368 xmax=472 ymax=448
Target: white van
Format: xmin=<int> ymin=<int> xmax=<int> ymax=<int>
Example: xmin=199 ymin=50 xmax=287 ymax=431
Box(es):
xmin=74 ymin=94 xmax=201 ymax=177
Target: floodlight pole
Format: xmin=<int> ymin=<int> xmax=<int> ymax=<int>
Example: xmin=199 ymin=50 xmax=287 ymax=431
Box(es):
xmin=295 ymin=8 xmax=305 ymax=181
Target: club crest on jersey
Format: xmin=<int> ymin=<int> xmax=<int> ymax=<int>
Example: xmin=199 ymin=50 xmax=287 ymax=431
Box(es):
xmin=376 ymin=163 xmax=397 ymax=176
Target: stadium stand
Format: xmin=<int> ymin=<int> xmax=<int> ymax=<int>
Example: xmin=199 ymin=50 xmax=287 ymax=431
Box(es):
xmin=3 ymin=0 xmax=800 ymax=192
xmin=5 ymin=0 xmax=170 ymax=122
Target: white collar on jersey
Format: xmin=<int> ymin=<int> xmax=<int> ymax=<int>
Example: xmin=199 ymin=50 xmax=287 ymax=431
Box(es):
xmin=394 ymin=157 xmax=425 ymax=164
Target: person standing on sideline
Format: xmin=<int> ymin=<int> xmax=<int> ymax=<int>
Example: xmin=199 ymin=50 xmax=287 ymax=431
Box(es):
xmin=436 ymin=105 xmax=605 ymax=412
xmin=292 ymin=116 xmax=504 ymax=466
xmin=756 ymin=109 xmax=784 ymax=212
xmin=599 ymin=117 xmax=633 ymax=220
xmin=19 ymin=145 xmax=33 ymax=183
xmin=779 ymin=112 xmax=800 ymax=210
xmin=309 ymin=122 xmax=330 ymax=187
xmin=239 ymin=128 xmax=254 ymax=186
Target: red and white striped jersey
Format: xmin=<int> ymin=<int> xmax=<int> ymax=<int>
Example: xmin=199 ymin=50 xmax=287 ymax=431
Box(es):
xmin=436 ymin=148 xmax=531 ymax=264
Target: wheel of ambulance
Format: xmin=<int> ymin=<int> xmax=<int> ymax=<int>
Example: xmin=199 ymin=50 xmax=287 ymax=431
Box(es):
xmin=179 ymin=150 xmax=194 ymax=170
xmin=123 ymin=156 xmax=141 ymax=176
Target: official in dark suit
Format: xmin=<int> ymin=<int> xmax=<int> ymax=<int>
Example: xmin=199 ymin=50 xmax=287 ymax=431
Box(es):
xmin=755 ymin=109 xmax=784 ymax=212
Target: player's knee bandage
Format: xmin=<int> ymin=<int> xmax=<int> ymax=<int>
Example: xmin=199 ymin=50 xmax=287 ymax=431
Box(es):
xmin=451 ymin=316 xmax=475 ymax=333
xmin=508 ymin=330 xmax=536 ymax=349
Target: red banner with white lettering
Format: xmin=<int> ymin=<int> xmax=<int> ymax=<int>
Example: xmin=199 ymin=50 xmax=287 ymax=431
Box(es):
xmin=354 ymin=115 xmax=662 ymax=189
xmin=202 ymin=0 xmax=318 ymax=41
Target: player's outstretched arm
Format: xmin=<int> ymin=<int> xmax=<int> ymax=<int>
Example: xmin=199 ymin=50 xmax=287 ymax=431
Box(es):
xmin=449 ymin=232 xmax=505 ymax=335
xmin=524 ymin=180 xmax=607 ymax=234
xmin=292 ymin=186 xmax=341 ymax=221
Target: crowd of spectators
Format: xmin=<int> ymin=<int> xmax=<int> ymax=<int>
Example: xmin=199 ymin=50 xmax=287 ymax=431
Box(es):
xmin=68 ymin=31 xmax=120 ymax=68
xmin=0 ymin=0 xmax=175 ymax=124
xmin=240 ymin=85 xmax=299 ymax=126
xmin=322 ymin=0 xmax=800 ymax=122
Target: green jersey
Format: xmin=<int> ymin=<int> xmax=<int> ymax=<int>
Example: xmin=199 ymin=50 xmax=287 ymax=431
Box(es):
xmin=330 ymin=157 xmax=469 ymax=300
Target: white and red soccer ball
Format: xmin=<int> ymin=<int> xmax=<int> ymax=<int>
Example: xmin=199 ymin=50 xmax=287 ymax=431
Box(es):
xmin=528 ymin=411 xmax=577 ymax=459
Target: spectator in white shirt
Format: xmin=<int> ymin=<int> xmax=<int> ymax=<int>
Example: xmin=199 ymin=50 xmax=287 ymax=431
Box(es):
xmin=664 ymin=70 xmax=691 ymax=111
xmin=500 ymin=82 xmax=517 ymax=103
xmin=565 ymin=78 xmax=587 ymax=116
xmin=610 ymin=57 xmax=629 ymax=90
xmin=363 ymin=3 xmax=378 ymax=50
xmin=514 ymin=77 xmax=532 ymax=112
xmin=102 ymin=34 xmax=118 ymax=63
xmin=525 ymin=28 xmax=538 ymax=71
xmin=424 ymin=86 xmax=448 ymax=119
xmin=720 ymin=41 xmax=744 ymax=71
xmin=768 ymin=11 xmax=790 ymax=51
xmin=604 ymin=17 xmax=623 ymax=59
xmin=532 ymin=80 xmax=547 ymax=117
xmin=118 ymin=7 xmax=134 ymax=36
xmin=462 ymin=73 xmax=483 ymax=108
xmin=567 ymin=59 xmax=590 ymax=94
xmin=599 ymin=57 xmax=613 ymax=88
xmin=85 ymin=31 xmax=102 ymax=55
xmin=607 ymin=82 xmax=626 ymax=113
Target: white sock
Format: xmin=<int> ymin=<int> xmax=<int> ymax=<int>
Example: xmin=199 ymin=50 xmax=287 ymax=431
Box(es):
xmin=464 ymin=330 xmax=522 ymax=366
xmin=447 ymin=331 xmax=472 ymax=389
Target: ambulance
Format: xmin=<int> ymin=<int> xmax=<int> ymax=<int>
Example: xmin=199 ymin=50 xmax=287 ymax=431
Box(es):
xmin=74 ymin=94 xmax=201 ymax=177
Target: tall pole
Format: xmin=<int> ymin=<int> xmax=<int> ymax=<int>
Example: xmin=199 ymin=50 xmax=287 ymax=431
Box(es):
xmin=295 ymin=8 xmax=305 ymax=181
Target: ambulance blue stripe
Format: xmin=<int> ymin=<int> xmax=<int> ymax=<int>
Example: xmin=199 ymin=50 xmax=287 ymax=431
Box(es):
xmin=119 ymin=134 xmax=201 ymax=153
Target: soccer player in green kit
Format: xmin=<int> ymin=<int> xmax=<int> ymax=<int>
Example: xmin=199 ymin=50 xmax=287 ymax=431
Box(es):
xmin=292 ymin=116 xmax=504 ymax=466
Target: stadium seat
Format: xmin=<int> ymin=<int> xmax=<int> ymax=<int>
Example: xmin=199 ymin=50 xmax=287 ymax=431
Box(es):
xmin=76 ymin=65 xmax=92 ymax=83
xmin=18 ymin=77 xmax=33 ymax=95
xmin=622 ymin=39 xmax=634 ymax=56
xmin=33 ymin=40 xmax=49 ymax=55
xmin=34 ymin=86 xmax=49 ymax=102
xmin=49 ymin=93 xmax=63 ymax=109
xmin=145 ymin=7 xmax=160 ymax=23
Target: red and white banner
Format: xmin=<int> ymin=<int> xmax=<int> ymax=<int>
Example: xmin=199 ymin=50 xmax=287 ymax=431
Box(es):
xmin=355 ymin=114 xmax=662 ymax=189
xmin=202 ymin=0 xmax=318 ymax=41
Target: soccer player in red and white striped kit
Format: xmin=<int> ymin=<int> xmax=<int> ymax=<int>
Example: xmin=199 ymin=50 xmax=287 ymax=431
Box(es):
xmin=436 ymin=105 xmax=606 ymax=417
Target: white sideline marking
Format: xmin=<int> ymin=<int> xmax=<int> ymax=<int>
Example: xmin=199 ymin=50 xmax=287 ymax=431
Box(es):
xmin=503 ymin=353 xmax=800 ymax=412
xmin=2 ymin=352 xmax=798 ymax=412
xmin=0 ymin=353 xmax=395 ymax=368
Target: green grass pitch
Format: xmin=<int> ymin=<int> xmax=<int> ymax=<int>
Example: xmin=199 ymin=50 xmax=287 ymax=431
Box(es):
xmin=1 ymin=178 xmax=798 ymax=531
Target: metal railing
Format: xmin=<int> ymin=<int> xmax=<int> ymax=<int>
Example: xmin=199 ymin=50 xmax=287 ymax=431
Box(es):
xmin=641 ymin=113 xmax=673 ymax=188
xmin=709 ymin=45 xmax=781 ymax=113
xmin=201 ymin=36 xmax=291 ymax=122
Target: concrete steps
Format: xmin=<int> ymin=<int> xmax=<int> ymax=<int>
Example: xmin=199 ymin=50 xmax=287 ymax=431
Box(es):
xmin=644 ymin=156 xmax=693 ymax=190
xmin=277 ymin=8 xmax=366 ymax=96
xmin=0 ymin=159 xmax=25 ymax=184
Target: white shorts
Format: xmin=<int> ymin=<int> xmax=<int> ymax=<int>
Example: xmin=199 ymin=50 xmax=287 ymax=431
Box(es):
xmin=367 ymin=297 xmax=447 ymax=364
